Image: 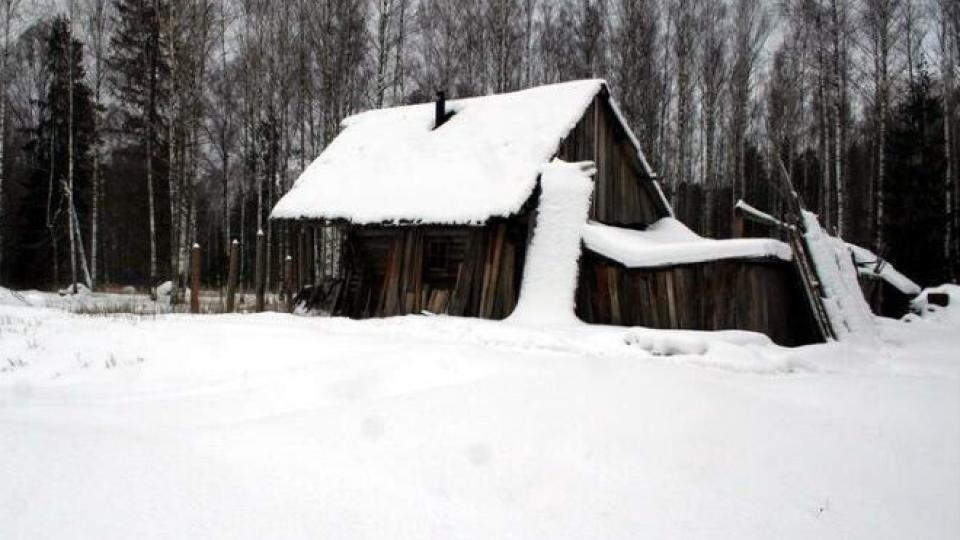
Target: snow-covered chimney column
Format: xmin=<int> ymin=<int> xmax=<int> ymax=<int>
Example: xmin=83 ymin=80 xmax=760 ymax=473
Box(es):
xmin=508 ymin=160 xmax=595 ymax=326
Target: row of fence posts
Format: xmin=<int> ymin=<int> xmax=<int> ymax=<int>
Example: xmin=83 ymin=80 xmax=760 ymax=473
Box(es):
xmin=188 ymin=230 xmax=298 ymax=315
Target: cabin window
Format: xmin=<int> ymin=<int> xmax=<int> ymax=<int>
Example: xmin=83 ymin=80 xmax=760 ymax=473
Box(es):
xmin=426 ymin=241 xmax=450 ymax=274
xmin=423 ymin=233 xmax=468 ymax=287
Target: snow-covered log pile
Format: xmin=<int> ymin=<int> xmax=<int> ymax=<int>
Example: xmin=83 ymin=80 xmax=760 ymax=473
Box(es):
xmin=508 ymin=160 xmax=595 ymax=326
xmin=802 ymin=211 xmax=879 ymax=341
xmin=582 ymin=218 xmax=792 ymax=268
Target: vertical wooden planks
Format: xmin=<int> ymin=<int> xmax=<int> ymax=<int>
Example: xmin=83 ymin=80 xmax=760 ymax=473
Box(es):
xmin=576 ymin=253 xmax=821 ymax=346
xmin=479 ymin=223 xmax=506 ymax=318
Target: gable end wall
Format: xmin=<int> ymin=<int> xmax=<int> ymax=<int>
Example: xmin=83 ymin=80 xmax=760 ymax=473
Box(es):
xmin=557 ymin=94 xmax=669 ymax=229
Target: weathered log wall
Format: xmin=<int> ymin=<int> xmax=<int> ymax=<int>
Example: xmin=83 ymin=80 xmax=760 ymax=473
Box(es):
xmin=576 ymin=252 xmax=821 ymax=346
xmin=557 ymin=93 xmax=670 ymax=228
xmin=339 ymin=219 xmax=529 ymax=319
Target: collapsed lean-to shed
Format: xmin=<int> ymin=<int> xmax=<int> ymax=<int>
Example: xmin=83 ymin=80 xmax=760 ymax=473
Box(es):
xmin=270 ymin=79 xmax=903 ymax=346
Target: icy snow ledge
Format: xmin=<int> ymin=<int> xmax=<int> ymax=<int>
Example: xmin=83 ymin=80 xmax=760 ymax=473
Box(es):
xmin=271 ymin=80 xmax=615 ymax=225
xmin=846 ymin=243 xmax=921 ymax=296
xmin=582 ymin=218 xmax=792 ymax=268
xmin=508 ymin=160 xmax=594 ymax=326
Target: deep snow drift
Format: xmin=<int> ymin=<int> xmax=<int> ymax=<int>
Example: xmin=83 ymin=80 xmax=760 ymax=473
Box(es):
xmin=1 ymin=290 xmax=958 ymax=539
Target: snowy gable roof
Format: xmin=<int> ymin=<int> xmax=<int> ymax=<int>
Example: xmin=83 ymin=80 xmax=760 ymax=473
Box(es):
xmin=271 ymin=79 xmax=655 ymax=225
xmin=582 ymin=218 xmax=793 ymax=268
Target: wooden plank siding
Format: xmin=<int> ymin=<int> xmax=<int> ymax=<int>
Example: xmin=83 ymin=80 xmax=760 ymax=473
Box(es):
xmin=338 ymin=218 xmax=530 ymax=319
xmin=575 ymin=251 xmax=821 ymax=346
xmin=556 ymin=92 xmax=670 ymax=228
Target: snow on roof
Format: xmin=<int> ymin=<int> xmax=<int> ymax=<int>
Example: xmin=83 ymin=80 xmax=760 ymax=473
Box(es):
xmin=582 ymin=218 xmax=793 ymax=268
xmin=270 ymin=79 xmax=658 ymax=225
xmin=846 ymin=243 xmax=921 ymax=296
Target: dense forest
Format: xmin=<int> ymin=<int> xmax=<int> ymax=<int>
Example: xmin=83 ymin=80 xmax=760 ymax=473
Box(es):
xmin=0 ymin=0 xmax=957 ymax=293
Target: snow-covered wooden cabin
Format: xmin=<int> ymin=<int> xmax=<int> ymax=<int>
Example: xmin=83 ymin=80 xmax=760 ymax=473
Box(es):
xmin=271 ymin=80 xmax=820 ymax=345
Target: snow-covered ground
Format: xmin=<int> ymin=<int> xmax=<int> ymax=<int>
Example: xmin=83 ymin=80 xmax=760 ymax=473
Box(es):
xmin=1 ymin=289 xmax=958 ymax=539
xmin=1 ymin=286 xmax=283 ymax=315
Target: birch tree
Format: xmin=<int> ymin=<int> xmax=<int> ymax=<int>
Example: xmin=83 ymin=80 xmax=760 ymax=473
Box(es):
xmin=936 ymin=0 xmax=956 ymax=278
xmin=66 ymin=0 xmax=79 ymax=291
xmin=729 ymin=0 xmax=769 ymax=205
xmin=828 ymin=0 xmax=850 ymax=236
xmin=80 ymin=0 xmax=112 ymax=288
xmin=610 ymin=0 xmax=663 ymax=170
xmin=700 ymin=0 xmax=728 ymax=235
xmin=672 ymin=0 xmax=698 ymax=191
xmin=862 ymin=0 xmax=900 ymax=251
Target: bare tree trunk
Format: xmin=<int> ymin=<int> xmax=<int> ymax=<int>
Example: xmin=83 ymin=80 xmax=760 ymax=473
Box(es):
xmin=394 ymin=0 xmax=406 ymax=100
xmin=70 ymin=197 xmax=92 ymax=287
xmin=877 ymin=66 xmax=887 ymax=252
xmin=815 ymin=17 xmax=831 ymax=228
xmin=168 ymin=117 xmax=179 ymax=294
xmin=84 ymin=0 xmax=112 ymax=289
xmin=146 ymin=1 xmax=160 ymax=285
xmin=220 ymin=0 xmax=231 ymax=260
xmin=830 ymin=0 xmax=844 ymax=237
xmin=866 ymin=0 xmax=895 ymax=252
xmin=91 ymin=120 xmax=99 ymax=287
xmin=942 ymin=0 xmax=955 ymax=277
xmin=729 ymin=0 xmax=769 ymax=208
xmin=657 ymin=15 xmax=671 ymax=178
xmin=166 ymin=5 xmax=181 ymax=300
xmin=903 ymin=0 xmax=919 ymax=89
xmin=673 ymin=0 xmax=695 ymax=193
xmin=47 ymin=131 xmax=59 ymax=285
xmin=66 ymin=1 xmax=79 ymax=292
xmin=374 ymin=0 xmax=391 ymax=108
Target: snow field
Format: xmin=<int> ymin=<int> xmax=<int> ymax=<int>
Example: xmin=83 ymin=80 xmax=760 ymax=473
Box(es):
xmin=1 ymin=295 xmax=958 ymax=539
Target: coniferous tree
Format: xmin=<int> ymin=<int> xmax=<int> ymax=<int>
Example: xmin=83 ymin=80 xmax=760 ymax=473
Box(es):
xmin=886 ymin=65 xmax=948 ymax=285
xmin=109 ymin=0 xmax=168 ymax=284
xmin=14 ymin=17 xmax=94 ymax=288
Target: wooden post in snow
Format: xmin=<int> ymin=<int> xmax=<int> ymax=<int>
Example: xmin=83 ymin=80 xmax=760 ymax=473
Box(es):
xmin=284 ymin=255 xmax=294 ymax=313
xmin=226 ymin=239 xmax=239 ymax=312
xmin=298 ymin=226 xmax=307 ymax=291
xmin=190 ymin=243 xmax=201 ymax=314
xmin=255 ymin=230 xmax=265 ymax=312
